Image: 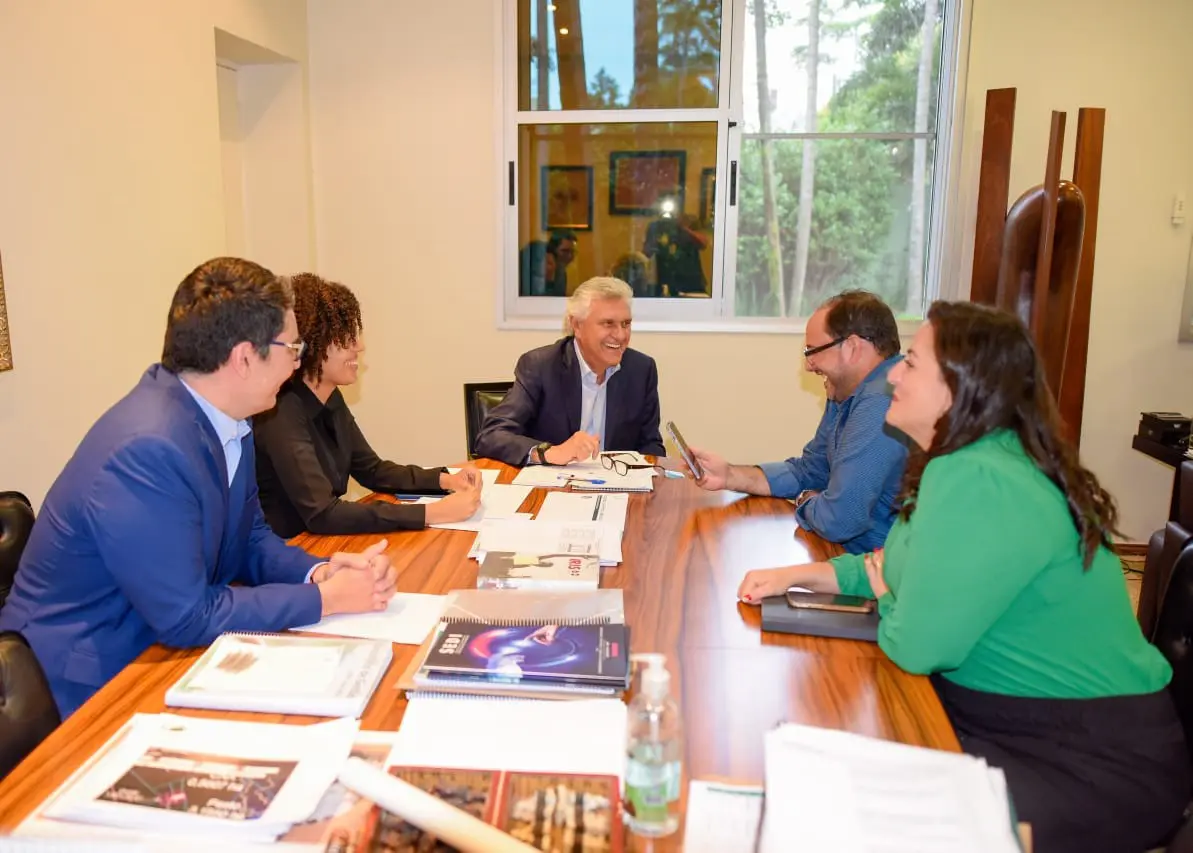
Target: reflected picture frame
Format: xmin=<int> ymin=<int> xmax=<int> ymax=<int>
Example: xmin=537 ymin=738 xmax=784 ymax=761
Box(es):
xmin=608 ymin=150 xmax=687 ymax=216
xmin=540 ymin=165 xmax=594 ymax=232
xmin=0 ymin=250 xmax=11 ymax=372
xmin=698 ymin=167 xmax=717 ymax=229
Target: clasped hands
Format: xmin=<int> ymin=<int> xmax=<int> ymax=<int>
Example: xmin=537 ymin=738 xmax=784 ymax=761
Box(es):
xmin=313 ymin=539 xmax=398 ymax=616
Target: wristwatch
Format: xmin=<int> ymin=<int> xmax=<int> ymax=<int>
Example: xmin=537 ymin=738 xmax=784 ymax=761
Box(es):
xmin=533 ymin=441 xmax=552 ymax=465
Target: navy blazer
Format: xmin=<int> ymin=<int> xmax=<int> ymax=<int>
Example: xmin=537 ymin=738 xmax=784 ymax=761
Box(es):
xmin=0 ymin=366 xmax=323 ymax=719
xmin=474 ymin=337 xmax=666 ymax=466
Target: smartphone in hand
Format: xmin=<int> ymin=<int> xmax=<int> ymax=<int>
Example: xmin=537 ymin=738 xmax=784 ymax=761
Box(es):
xmin=665 ymin=421 xmax=705 ymax=480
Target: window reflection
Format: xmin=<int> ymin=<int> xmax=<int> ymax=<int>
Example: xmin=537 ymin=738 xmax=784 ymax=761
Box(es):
xmin=517 ymin=122 xmax=718 ymax=298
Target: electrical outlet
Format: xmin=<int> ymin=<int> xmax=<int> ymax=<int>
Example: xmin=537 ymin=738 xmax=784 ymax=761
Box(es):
xmin=1175 ymin=194 xmax=1187 ymax=226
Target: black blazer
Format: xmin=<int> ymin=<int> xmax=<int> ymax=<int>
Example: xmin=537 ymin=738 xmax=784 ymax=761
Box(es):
xmin=254 ymin=380 xmax=447 ymax=538
xmin=474 ymin=337 xmax=666 ymax=466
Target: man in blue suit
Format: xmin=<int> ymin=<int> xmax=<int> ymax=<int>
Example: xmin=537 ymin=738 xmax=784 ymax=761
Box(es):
xmin=0 ymin=257 xmax=397 ymax=719
xmin=474 ymin=277 xmax=665 ymax=466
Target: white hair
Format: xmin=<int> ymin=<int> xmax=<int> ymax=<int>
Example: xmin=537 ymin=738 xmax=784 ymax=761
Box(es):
xmin=563 ymin=277 xmax=633 ymax=334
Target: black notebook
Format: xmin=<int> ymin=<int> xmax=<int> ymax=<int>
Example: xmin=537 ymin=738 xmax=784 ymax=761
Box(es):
xmin=760 ymin=595 xmax=879 ymax=642
xmin=423 ymin=621 xmax=630 ymax=686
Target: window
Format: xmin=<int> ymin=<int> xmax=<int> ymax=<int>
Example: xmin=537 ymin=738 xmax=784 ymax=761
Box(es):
xmin=500 ymin=0 xmax=965 ymax=329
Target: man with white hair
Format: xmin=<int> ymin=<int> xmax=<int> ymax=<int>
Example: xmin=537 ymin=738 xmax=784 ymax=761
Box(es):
xmin=474 ymin=277 xmax=665 ymax=466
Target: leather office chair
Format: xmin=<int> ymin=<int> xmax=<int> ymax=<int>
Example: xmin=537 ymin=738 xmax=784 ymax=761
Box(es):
xmin=0 ymin=492 xmax=34 ymax=611
xmin=464 ymin=381 xmax=514 ymax=458
xmin=1140 ymin=462 xmax=1193 ymax=640
xmin=0 ymin=631 xmax=59 ymax=779
xmin=1151 ymin=545 xmax=1193 ymax=852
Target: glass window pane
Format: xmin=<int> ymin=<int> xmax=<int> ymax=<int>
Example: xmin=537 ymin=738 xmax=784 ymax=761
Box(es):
xmin=733 ymin=137 xmax=935 ymax=318
xmin=517 ymin=121 xmax=718 ymax=298
xmin=517 ymin=0 xmax=722 ymax=111
xmin=740 ymin=0 xmax=943 ymax=134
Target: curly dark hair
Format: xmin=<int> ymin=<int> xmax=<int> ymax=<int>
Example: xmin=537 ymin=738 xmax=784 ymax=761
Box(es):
xmin=161 ymin=257 xmax=291 ymax=374
xmin=820 ymin=290 xmax=901 ymax=359
xmin=897 ymin=301 xmax=1118 ymax=567
xmin=291 ymin=273 xmax=363 ymax=383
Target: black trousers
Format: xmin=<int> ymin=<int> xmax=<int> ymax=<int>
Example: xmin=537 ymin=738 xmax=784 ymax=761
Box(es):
xmin=932 ymin=675 xmax=1190 ymax=853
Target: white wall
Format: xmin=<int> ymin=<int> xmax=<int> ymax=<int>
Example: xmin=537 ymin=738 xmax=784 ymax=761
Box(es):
xmin=0 ymin=0 xmax=310 ymax=507
xmin=954 ymin=0 xmax=1193 ymax=538
xmin=307 ymin=0 xmax=1193 ymax=541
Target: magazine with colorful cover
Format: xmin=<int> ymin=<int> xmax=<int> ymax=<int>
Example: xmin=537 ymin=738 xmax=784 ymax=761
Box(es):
xmin=421 ymin=622 xmax=629 ymax=686
xmin=476 ymin=551 xmax=600 ymax=591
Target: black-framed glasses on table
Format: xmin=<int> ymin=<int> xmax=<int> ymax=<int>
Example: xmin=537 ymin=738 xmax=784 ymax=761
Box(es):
xmin=600 ymin=452 xmax=663 ymax=477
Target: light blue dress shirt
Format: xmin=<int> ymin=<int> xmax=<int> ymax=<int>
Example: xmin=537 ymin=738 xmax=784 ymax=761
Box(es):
xmin=180 ymin=380 xmax=252 ymax=486
xmin=574 ymin=339 xmax=620 ymax=451
xmin=181 ymin=379 xmax=325 ymax=582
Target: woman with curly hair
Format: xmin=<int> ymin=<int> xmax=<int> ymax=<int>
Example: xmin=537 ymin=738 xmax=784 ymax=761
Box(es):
xmin=254 ymin=273 xmax=481 ymax=537
xmin=737 ymin=302 xmax=1188 ymax=852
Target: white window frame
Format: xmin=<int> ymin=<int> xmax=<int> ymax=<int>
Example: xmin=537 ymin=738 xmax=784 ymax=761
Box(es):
xmin=495 ymin=0 xmax=973 ymax=335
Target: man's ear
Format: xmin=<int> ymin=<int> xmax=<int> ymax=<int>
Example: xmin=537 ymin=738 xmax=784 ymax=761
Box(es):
xmin=227 ymin=341 xmax=258 ymax=378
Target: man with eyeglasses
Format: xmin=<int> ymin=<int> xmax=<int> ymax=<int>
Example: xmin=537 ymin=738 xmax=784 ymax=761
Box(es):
xmin=0 ymin=257 xmax=397 ymax=719
xmin=691 ymin=290 xmax=909 ymax=554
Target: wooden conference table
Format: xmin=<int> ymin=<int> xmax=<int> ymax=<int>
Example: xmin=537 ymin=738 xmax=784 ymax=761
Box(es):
xmin=0 ymin=458 xmax=959 ymax=845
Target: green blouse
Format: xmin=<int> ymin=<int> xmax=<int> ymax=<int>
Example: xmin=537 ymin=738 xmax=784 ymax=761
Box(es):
xmin=832 ymin=430 xmax=1171 ymax=699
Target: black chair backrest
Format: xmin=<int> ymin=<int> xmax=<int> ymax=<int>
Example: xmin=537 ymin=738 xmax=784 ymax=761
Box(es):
xmin=1153 ymin=542 xmax=1193 ymax=770
xmin=464 ymin=381 xmax=514 ymax=458
xmin=1180 ymin=460 xmax=1193 ymax=531
xmin=0 ymin=492 xmax=34 ymax=611
xmin=0 ymin=631 xmax=60 ymax=779
xmin=1140 ymin=521 xmax=1193 ymax=641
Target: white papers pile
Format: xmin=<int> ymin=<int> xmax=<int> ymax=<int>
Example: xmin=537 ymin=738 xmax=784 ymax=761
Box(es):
xmin=420 ymin=482 xmax=533 ymax=532
xmin=37 ymin=715 xmax=358 ymax=844
xmin=389 ymin=694 xmax=627 ymax=781
xmin=471 ymin=519 xmax=622 ymax=566
xmin=510 ymin=452 xmax=656 ymax=492
xmin=759 ymin=724 xmax=1020 ymax=853
xmin=295 ymin=591 xmax=447 ymax=645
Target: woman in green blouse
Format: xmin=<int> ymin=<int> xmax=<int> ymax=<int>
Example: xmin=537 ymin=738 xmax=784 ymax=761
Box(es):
xmin=739 ymin=302 xmax=1188 ymax=852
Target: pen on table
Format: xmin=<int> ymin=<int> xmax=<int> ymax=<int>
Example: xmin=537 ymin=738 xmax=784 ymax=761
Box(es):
xmin=565 ymin=477 xmax=605 ymax=485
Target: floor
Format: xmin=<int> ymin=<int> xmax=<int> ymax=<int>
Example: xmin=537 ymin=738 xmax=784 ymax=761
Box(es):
xmin=1121 ymin=552 xmax=1144 ymax=615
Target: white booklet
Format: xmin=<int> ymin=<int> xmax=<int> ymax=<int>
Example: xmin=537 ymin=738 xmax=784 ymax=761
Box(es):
xmin=759 ymin=724 xmax=1019 ymax=853
xmin=471 ymin=518 xmax=622 ymax=566
xmin=38 ymin=714 xmax=358 ymax=843
xmin=165 ymin=633 xmax=392 ymax=718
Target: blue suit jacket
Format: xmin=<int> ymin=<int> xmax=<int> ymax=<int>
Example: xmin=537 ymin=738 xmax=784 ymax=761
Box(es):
xmin=0 ymin=366 xmax=323 ymax=718
xmin=473 ymin=337 xmax=666 ymax=466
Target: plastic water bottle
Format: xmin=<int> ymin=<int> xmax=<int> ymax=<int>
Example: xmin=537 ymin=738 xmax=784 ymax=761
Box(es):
xmin=624 ymin=653 xmax=682 ymax=837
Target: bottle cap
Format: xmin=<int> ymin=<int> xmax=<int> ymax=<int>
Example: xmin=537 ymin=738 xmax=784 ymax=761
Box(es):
xmin=630 ymin=653 xmax=670 ymax=701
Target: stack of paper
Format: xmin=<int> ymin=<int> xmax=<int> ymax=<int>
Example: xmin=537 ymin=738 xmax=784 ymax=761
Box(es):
xmin=759 ymin=724 xmax=1020 ymax=853
xmin=389 ymin=694 xmax=628 ymax=781
xmin=510 ymin=452 xmax=656 ymax=492
xmin=471 ymin=518 xmax=622 ymax=566
xmin=420 ymin=482 xmax=534 ymax=532
xmin=37 ymin=715 xmax=358 ymax=843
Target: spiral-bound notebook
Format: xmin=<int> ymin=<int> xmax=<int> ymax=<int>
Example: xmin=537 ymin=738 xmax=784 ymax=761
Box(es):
xmin=165 ymin=633 xmax=392 ymax=717
xmin=398 ymin=589 xmax=626 ymax=701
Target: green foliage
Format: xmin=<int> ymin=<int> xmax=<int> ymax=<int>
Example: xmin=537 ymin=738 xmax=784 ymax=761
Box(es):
xmin=735 ymin=0 xmax=943 ymax=317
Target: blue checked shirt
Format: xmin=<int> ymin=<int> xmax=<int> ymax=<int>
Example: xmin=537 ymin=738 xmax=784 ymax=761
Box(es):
xmin=759 ymin=355 xmax=909 ymax=554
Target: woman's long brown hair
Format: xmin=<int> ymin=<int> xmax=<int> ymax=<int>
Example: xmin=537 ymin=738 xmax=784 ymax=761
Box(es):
xmin=897 ymin=301 xmax=1118 ymax=567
